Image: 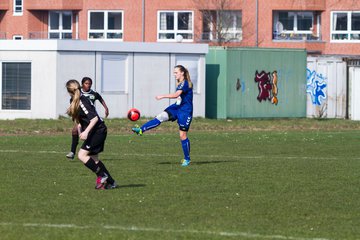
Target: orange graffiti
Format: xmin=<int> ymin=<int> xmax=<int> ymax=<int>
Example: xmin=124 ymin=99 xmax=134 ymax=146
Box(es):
xmin=271 ymin=71 xmax=278 ymax=105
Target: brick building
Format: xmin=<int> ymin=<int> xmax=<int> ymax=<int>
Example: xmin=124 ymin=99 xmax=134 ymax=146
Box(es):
xmin=0 ymin=0 xmax=360 ymax=56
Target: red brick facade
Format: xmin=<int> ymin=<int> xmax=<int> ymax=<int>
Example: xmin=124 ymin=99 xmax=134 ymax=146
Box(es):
xmin=0 ymin=0 xmax=359 ymax=55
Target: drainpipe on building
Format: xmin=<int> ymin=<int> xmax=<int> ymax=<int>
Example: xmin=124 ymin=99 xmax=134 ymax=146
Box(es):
xmin=255 ymin=0 xmax=258 ymax=47
xmin=142 ymin=0 xmax=145 ymax=42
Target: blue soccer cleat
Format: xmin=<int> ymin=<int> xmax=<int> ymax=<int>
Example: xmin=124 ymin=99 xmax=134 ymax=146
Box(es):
xmin=131 ymin=125 xmax=143 ymax=136
xmin=181 ymin=159 xmax=191 ymax=167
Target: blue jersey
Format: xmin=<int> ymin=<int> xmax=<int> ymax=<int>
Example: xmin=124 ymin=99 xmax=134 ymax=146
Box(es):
xmin=164 ymin=79 xmax=193 ymax=131
xmin=175 ymin=80 xmax=193 ymax=114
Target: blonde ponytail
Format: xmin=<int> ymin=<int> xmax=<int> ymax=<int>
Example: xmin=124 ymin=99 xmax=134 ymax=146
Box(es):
xmin=66 ymin=79 xmax=81 ymax=123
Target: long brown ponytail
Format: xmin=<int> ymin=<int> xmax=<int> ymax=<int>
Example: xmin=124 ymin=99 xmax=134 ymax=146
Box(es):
xmin=175 ymin=65 xmax=193 ymax=89
xmin=66 ymin=79 xmax=81 ymax=122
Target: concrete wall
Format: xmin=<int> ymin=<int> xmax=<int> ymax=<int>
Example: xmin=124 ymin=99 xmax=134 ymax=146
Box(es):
xmin=0 ymin=40 xmax=208 ymax=119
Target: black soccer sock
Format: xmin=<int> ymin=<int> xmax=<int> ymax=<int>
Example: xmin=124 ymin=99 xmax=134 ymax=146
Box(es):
xmin=97 ymin=161 xmax=115 ymax=184
xmin=84 ymin=158 xmax=105 ymax=177
xmin=71 ymin=135 xmax=79 ymax=153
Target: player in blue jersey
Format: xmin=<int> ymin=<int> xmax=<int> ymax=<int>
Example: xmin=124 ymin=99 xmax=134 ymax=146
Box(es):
xmin=132 ymin=65 xmax=193 ymax=166
xmin=66 ymin=77 xmax=109 ymax=159
xmin=66 ymin=79 xmax=116 ymax=189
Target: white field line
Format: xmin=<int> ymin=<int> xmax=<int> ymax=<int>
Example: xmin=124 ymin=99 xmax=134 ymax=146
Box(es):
xmin=0 ymin=149 xmax=359 ymax=161
xmin=0 ymin=222 xmax=331 ymax=240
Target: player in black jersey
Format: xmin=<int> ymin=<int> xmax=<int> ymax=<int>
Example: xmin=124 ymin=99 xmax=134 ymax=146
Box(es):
xmin=66 ymin=79 xmax=116 ymax=189
xmin=66 ymin=77 xmax=109 ymax=159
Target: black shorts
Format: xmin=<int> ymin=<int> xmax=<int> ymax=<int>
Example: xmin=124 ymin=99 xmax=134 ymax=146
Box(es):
xmin=81 ymin=126 xmax=107 ymax=155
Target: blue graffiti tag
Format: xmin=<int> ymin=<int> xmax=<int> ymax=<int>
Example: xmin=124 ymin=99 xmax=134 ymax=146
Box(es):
xmin=306 ymin=69 xmax=327 ymax=105
xmin=241 ymin=80 xmax=246 ymax=93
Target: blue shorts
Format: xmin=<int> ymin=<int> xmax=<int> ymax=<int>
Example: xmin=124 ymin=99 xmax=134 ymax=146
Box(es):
xmin=165 ymin=104 xmax=192 ymax=132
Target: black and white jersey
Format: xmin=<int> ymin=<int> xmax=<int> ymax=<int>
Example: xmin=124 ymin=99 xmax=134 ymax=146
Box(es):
xmin=78 ymin=95 xmax=106 ymax=132
xmin=81 ymin=89 xmax=104 ymax=105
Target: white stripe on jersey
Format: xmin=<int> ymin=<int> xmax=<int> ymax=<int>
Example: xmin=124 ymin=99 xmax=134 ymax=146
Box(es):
xmin=178 ymin=82 xmax=184 ymax=89
xmin=79 ymin=100 xmax=89 ymax=114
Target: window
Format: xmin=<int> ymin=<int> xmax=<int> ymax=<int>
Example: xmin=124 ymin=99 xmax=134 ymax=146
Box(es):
xmin=202 ymin=10 xmax=242 ymax=42
xmin=331 ymin=11 xmax=360 ymax=41
xmin=158 ymin=11 xmax=193 ymax=42
xmin=49 ymin=11 xmax=73 ymax=39
xmin=101 ymin=55 xmax=127 ymax=93
xmin=13 ymin=0 xmax=23 ymax=16
xmin=2 ymin=62 xmax=31 ymax=110
xmin=273 ymin=11 xmax=321 ymax=41
xmin=88 ymin=11 xmax=123 ymax=40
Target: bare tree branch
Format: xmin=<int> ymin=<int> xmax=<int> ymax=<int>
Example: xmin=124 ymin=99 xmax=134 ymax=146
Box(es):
xmin=192 ymin=0 xmax=241 ymax=45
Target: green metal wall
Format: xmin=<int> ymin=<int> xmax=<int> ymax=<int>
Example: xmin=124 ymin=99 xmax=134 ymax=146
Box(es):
xmin=206 ymin=47 xmax=307 ymax=119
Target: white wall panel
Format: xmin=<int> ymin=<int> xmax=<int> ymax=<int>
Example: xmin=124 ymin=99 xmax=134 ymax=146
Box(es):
xmin=306 ymin=57 xmax=346 ymax=119
xmin=349 ymin=67 xmax=360 ymax=120
xmin=133 ymin=53 xmax=170 ymax=118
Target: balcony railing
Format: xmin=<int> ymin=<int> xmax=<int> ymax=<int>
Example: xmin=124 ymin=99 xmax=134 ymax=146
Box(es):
xmin=26 ymin=0 xmax=83 ymax=10
xmin=201 ymin=32 xmax=242 ymax=43
xmin=273 ymin=32 xmax=321 ymax=41
xmin=29 ymin=32 xmax=48 ymax=39
xmin=29 ymin=31 xmax=77 ymax=39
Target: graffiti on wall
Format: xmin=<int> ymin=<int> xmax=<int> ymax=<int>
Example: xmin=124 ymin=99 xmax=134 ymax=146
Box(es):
xmin=254 ymin=70 xmax=278 ymax=105
xmin=306 ymin=68 xmax=327 ymax=105
xmin=236 ymin=78 xmax=246 ymax=93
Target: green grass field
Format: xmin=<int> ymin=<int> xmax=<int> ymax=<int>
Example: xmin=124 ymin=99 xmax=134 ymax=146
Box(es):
xmin=1 ymin=118 xmax=360 ymax=240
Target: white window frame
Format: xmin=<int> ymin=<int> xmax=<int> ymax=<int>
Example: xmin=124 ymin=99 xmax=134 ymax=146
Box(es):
xmin=331 ymin=11 xmax=360 ymax=42
xmin=273 ymin=11 xmax=317 ymax=40
xmin=202 ymin=10 xmax=242 ymax=42
xmin=48 ymin=11 xmax=73 ymax=40
xmin=88 ymin=10 xmax=124 ymax=41
xmin=219 ymin=11 xmax=242 ymax=41
xmin=13 ymin=0 xmax=23 ymax=16
xmin=157 ymin=10 xmax=194 ymax=42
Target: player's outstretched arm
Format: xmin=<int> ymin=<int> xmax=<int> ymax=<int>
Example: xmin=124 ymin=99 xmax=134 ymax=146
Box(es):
xmin=156 ymin=90 xmax=182 ymax=100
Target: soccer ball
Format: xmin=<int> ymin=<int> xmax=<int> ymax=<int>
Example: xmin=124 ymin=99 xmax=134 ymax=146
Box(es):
xmin=127 ymin=108 xmax=141 ymax=121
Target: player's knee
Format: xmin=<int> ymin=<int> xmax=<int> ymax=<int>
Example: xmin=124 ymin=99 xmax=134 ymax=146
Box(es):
xmin=155 ymin=111 xmax=169 ymax=123
xmin=77 ymin=150 xmax=88 ymax=163
xmin=179 ymin=130 xmax=187 ymax=140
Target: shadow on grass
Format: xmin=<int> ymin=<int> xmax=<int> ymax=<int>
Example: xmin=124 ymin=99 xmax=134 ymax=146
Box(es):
xmin=158 ymin=160 xmax=234 ymax=165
